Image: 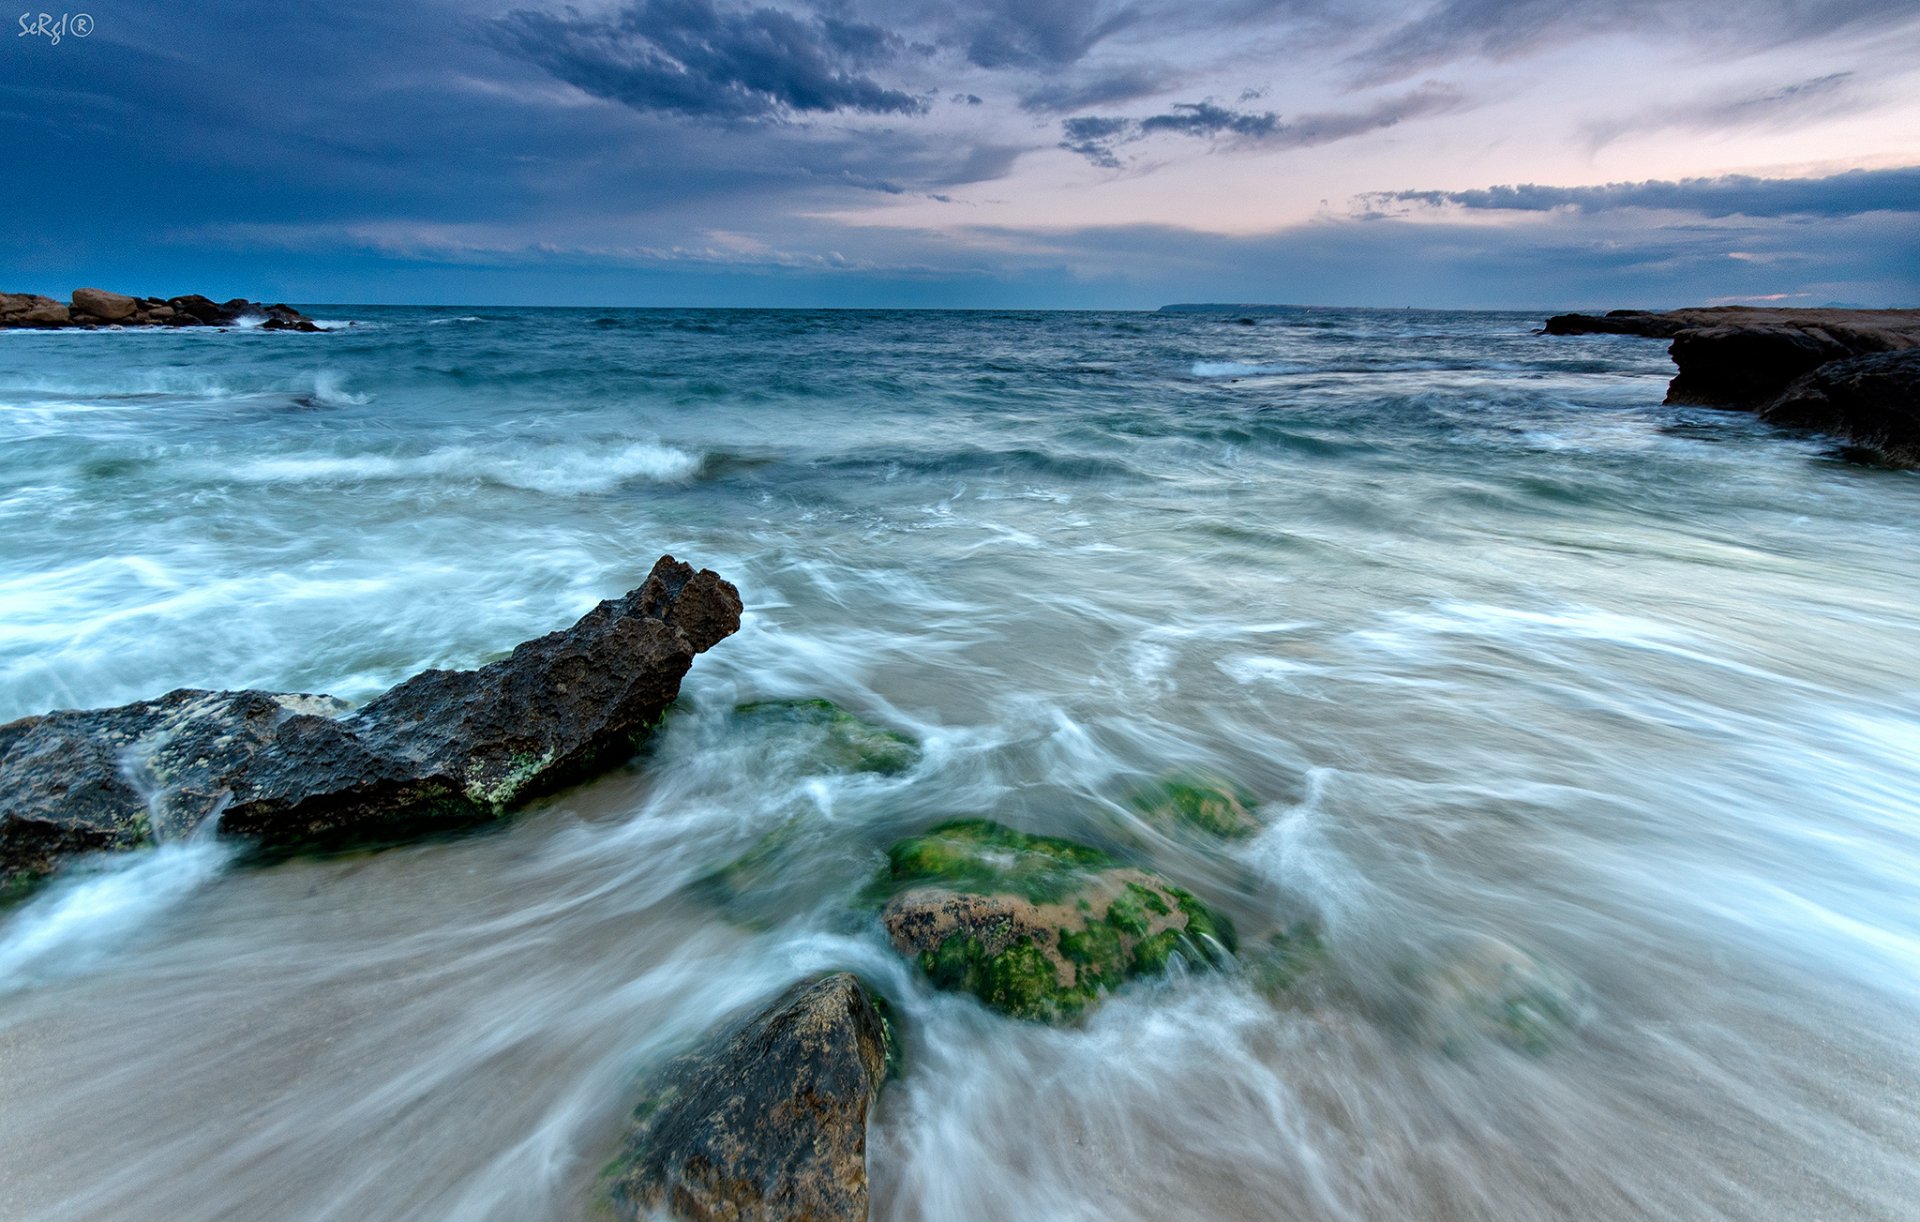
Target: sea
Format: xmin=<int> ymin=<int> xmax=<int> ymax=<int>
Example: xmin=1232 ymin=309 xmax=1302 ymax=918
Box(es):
xmin=0 ymin=306 xmax=1916 ymax=1220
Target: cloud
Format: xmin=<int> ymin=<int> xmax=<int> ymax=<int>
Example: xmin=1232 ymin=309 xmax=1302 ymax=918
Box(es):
xmin=1587 ymin=72 xmax=1865 ymax=145
xmin=1349 ymin=0 xmax=1918 ymax=83
xmin=1368 ymin=166 xmax=1920 ymax=219
xmin=961 ymin=0 xmax=1141 ymax=69
xmin=1019 ymin=66 xmax=1172 ymax=113
xmin=489 ymin=0 xmax=926 ymax=121
xmin=1060 ymin=84 xmax=1463 ymax=165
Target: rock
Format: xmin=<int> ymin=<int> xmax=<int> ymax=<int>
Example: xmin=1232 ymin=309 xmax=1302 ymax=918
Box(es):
xmin=733 ymin=698 xmax=921 ymax=775
xmin=1758 ymin=349 xmax=1920 ymax=467
xmin=605 ymin=973 xmax=891 ymax=1222
xmin=1665 ymin=322 xmax=1910 ymax=406
xmin=1541 ymin=310 xmax=1688 ymax=338
xmin=1404 ymin=935 xmax=1582 ymax=1054
xmin=0 ymin=289 xmax=324 ymax=330
xmin=1128 ymin=770 xmax=1261 ymax=839
xmin=0 ymin=556 xmax=741 ymax=890
xmin=876 ymin=820 xmax=1232 ymax=1021
xmin=69 ymin=286 xmax=140 ymax=322
xmin=0 ymin=292 xmax=70 ymax=327
xmin=1543 ymin=307 xmax=1920 ymax=436
xmin=167 ymin=294 xmax=224 ymax=323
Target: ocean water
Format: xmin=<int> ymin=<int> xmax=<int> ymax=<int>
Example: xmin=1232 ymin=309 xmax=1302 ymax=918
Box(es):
xmin=0 ymin=306 xmax=1917 ymax=1221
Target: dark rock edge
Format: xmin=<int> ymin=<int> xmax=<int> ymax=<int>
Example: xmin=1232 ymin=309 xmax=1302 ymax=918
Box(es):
xmin=1542 ymin=307 xmax=1920 ymax=467
xmin=1 ymin=287 xmax=325 ymax=331
xmin=0 ymin=555 xmax=742 ymax=894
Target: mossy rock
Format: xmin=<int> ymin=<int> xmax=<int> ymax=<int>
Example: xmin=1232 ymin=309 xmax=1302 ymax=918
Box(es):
xmin=875 ymin=820 xmax=1233 ymax=1022
xmin=734 ymin=698 xmax=921 ymax=776
xmin=1406 ymin=935 xmax=1583 ymax=1055
xmin=1128 ymin=770 xmax=1261 ymax=839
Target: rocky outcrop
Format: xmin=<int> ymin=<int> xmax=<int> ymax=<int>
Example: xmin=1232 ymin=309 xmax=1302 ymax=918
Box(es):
xmin=1758 ymin=349 xmax=1920 ymax=467
xmin=875 ymin=820 xmax=1232 ymax=1021
xmin=0 ymin=556 xmax=741 ymax=891
xmin=0 ymin=288 xmax=324 ymax=331
xmin=605 ymin=973 xmax=891 ymax=1222
xmin=1543 ymin=306 xmax=1920 ymax=465
xmin=1128 ymin=771 xmax=1261 ymax=839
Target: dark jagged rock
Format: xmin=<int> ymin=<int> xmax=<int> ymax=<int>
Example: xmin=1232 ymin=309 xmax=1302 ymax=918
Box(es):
xmin=0 ymin=288 xmax=325 ymax=330
xmin=874 ymin=820 xmax=1232 ymax=1022
xmin=0 ymin=557 xmax=740 ymax=890
xmin=1543 ymin=307 xmax=1920 ymax=462
xmin=1759 ymin=349 xmax=1920 ymax=467
xmin=605 ymin=973 xmax=891 ymax=1222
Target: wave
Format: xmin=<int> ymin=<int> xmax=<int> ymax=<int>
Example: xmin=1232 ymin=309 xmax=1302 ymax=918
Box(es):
xmin=0 ymin=842 xmax=235 ymax=992
xmin=1190 ymin=360 xmax=1312 ymax=378
xmin=219 ymin=439 xmax=704 ymax=494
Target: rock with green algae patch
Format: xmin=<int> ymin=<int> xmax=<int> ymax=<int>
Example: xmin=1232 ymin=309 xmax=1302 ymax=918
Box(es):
xmin=1128 ymin=770 xmax=1262 ymax=839
xmin=876 ymin=820 xmax=1233 ymax=1022
xmin=602 ymin=972 xmax=892 ymax=1222
xmin=734 ymin=698 xmax=921 ymax=775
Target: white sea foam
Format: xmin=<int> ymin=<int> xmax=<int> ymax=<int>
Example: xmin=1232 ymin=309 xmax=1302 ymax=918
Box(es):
xmin=308 ymin=369 xmax=371 ymax=406
xmin=0 ymin=842 xmax=235 ymax=992
xmin=1190 ymin=359 xmax=1311 ymax=378
xmin=222 ymin=440 xmax=702 ymax=494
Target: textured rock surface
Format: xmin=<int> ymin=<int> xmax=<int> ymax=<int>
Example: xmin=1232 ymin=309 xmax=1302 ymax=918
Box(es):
xmin=0 ymin=288 xmax=325 ymax=330
xmin=1758 ymin=349 xmax=1920 ymax=467
xmin=1543 ymin=306 xmax=1920 ymax=461
xmin=606 ymin=973 xmax=890 ymax=1222
xmin=0 ymin=556 xmax=740 ymax=889
xmin=877 ymin=820 xmax=1231 ymax=1021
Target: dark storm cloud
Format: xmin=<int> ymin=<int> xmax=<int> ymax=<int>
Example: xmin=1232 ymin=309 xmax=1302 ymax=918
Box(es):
xmin=1349 ymin=0 xmax=1920 ymax=82
xmin=1371 ymin=166 xmax=1920 ymax=219
xmin=1060 ymin=85 xmax=1461 ymax=165
xmin=488 ymin=0 xmax=925 ymax=120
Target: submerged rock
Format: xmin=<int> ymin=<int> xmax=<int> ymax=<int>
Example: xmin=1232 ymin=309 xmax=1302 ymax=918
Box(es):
xmin=733 ymin=698 xmax=920 ymax=775
xmin=0 ymin=556 xmax=740 ymax=890
xmin=1405 ymin=935 xmax=1582 ymax=1054
xmin=877 ymin=820 xmax=1232 ymax=1021
xmin=605 ymin=973 xmax=891 ymax=1222
xmin=1128 ymin=770 xmax=1261 ymax=839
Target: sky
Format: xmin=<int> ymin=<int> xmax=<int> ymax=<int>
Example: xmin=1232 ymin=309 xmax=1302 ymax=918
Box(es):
xmin=5 ymin=0 xmax=1919 ymax=308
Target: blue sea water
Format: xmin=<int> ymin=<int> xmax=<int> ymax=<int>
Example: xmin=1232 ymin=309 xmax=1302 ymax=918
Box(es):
xmin=0 ymin=306 xmax=1917 ymax=1220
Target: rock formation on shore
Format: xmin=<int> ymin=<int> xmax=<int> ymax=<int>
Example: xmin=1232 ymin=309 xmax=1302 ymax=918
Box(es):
xmin=0 ymin=556 xmax=741 ymax=893
xmin=0 ymin=287 xmax=323 ymax=330
xmin=1542 ymin=306 xmax=1920 ymax=466
xmin=605 ymin=973 xmax=892 ymax=1222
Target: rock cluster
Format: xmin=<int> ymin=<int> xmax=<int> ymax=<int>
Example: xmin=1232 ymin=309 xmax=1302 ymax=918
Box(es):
xmin=1542 ymin=306 xmax=1920 ymax=465
xmin=605 ymin=973 xmax=892 ymax=1222
xmin=0 ymin=556 xmax=741 ymax=892
xmin=0 ymin=287 xmax=323 ymax=330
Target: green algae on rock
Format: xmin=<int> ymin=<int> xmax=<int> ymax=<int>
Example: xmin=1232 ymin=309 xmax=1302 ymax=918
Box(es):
xmin=877 ymin=820 xmax=1233 ymax=1021
xmin=733 ymin=698 xmax=921 ymax=775
xmin=1128 ymin=770 xmax=1262 ymax=839
xmin=604 ymin=972 xmax=891 ymax=1222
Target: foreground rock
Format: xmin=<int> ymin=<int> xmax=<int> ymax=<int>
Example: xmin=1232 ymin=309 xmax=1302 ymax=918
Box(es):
xmin=0 ymin=556 xmax=740 ymax=891
xmin=1128 ymin=770 xmax=1261 ymax=839
xmin=1543 ymin=306 xmax=1920 ymax=465
xmin=0 ymin=288 xmax=324 ymax=331
xmin=877 ymin=820 xmax=1232 ymax=1021
xmin=605 ymin=973 xmax=891 ymax=1222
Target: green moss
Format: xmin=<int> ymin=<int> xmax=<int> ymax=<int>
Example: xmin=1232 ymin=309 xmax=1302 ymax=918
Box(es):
xmin=923 ymin=933 xmax=1082 ymax=1021
xmin=735 ymin=698 xmax=921 ymax=775
xmin=1129 ymin=771 xmax=1261 ymax=839
xmin=1172 ymin=888 xmax=1236 ymax=954
xmin=880 ymin=819 xmax=1115 ymax=904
